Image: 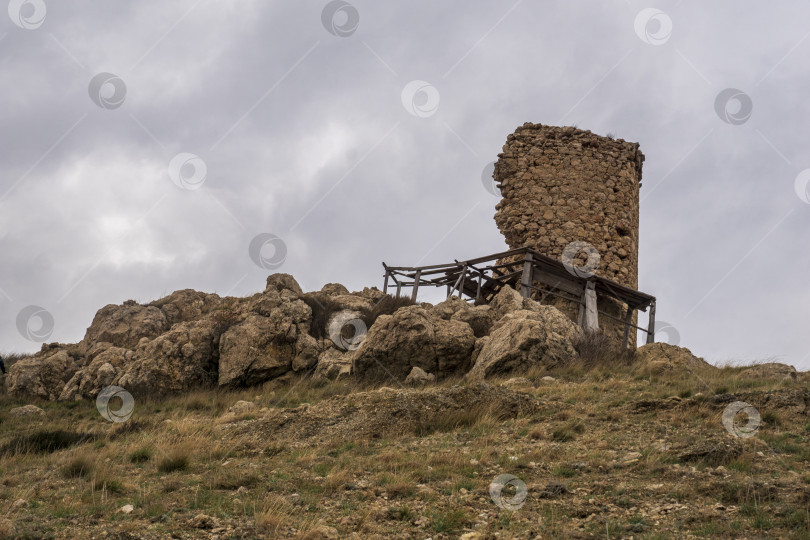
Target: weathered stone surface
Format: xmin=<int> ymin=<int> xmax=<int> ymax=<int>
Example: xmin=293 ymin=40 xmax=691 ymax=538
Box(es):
xmin=493 ymin=123 xmax=644 ymax=347
xmin=293 ymin=333 xmax=321 ymax=372
xmin=83 ymin=301 xmax=169 ymax=350
xmin=740 ymin=363 xmax=797 ymax=381
xmin=405 ymin=366 xmax=435 ymax=385
xmin=451 ymin=305 xmax=495 ymax=338
xmin=432 ymin=296 xmax=470 ymax=320
xmin=320 ymin=283 xmax=350 ymax=296
xmin=8 ymin=404 xmax=45 ymax=417
xmin=490 ymin=285 xmax=525 ymax=320
xmin=116 ymin=318 xmax=220 ymax=396
xmin=353 ymin=287 xmax=386 ymax=303
xmin=7 ymin=349 xmax=78 ymax=400
xmin=467 ymin=307 xmax=579 ymax=380
xmin=314 ymin=347 xmax=352 ymax=380
xmin=58 ymin=347 xmax=132 ymax=401
xmin=265 ymin=273 xmax=303 ymax=296
xmin=351 ymin=305 xmax=475 ymax=381
xmin=218 ymin=314 xmax=296 ymax=387
xmin=633 ymin=343 xmax=716 ymax=376
xmin=149 ymin=289 xmax=222 ymax=327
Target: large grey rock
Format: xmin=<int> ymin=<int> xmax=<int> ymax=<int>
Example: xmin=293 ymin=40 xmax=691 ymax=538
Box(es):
xmin=739 ymin=362 xmax=797 ymax=381
xmin=265 ymin=273 xmax=303 ymax=296
xmin=633 ymin=343 xmax=716 ymax=376
xmin=218 ymin=314 xmax=295 ymax=387
xmin=116 ymin=317 xmax=220 ymax=396
xmin=7 ymin=349 xmax=78 ymax=400
xmin=149 ymin=289 xmax=222 ymax=326
xmin=451 ymin=305 xmax=495 ymax=338
xmin=84 ymin=301 xmax=169 ymax=350
xmin=313 ymin=347 xmax=353 ymax=380
xmin=58 ymin=347 xmax=132 ymax=401
xmin=351 ymin=305 xmax=475 ymax=381
xmin=467 ymin=307 xmax=579 ymax=380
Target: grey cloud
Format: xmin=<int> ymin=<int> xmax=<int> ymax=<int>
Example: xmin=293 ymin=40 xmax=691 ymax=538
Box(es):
xmin=1 ymin=1 xmax=809 ymax=367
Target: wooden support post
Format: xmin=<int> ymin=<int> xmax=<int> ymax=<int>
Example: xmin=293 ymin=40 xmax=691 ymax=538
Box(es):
xmin=520 ymin=253 xmax=534 ymax=298
xmin=383 ymin=271 xmax=389 ymax=295
xmin=583 ymin=281 xmax=599 ymax=332
xmin=621 ymin=304 xmax=633 ymax=351
xmin=457 ymin=266 xmax=467 ymax=298
xmin=646 ymin=300 xmax=656 ymax=344
xmin=396 ymin=283 xmax=402 ymax=298
xmin=411 ymin=270 xmax=421 ymax=302
xmin=577 ymin=287 xmax=587 ymax=327
xmin=475 ymin=271 xmax=483 ymax=303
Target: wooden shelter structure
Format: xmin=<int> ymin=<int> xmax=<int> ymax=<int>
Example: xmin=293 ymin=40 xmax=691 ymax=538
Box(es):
xmin=382 ymin=247 xmax=656 ymax=350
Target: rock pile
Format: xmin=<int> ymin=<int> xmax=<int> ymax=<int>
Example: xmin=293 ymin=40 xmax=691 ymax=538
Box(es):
xmin=7 ymin=275 xmax=588 ymax=400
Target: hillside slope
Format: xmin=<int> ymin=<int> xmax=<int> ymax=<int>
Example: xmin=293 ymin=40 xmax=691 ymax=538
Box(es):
xmin=1 ymin=357 xmax=808 ymax=539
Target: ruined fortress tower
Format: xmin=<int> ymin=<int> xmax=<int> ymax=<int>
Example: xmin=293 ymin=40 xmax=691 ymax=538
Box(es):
xmin=493 ymin=123 xmax=645 ymax=347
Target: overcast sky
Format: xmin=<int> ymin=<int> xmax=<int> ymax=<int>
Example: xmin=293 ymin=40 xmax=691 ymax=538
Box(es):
xmin=1 ymin=1 xmax=808 ymax=368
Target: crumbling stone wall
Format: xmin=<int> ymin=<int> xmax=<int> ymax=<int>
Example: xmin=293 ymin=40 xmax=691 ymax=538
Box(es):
xmin=493 ymin=123 xmax=644 ymax=347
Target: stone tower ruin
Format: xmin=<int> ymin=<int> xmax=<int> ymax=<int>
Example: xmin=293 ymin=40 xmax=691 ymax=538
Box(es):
xmin=493 ymin=123 xmax=645 ymax=347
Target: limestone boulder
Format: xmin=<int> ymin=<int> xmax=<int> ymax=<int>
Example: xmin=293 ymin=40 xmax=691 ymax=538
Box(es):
xmin=8 ymin=405 xmax=45 ymax=418
xmin=451 ymin=305 xmax=495 ymax=338
xmin=83 ymin=300 xmax=169 ymax=350
xmin=432 ymin=296 xmax=470 ymax=320
xmin=320 ymin=283 xmax=350 ymax=296
xmin=149 ymin=289 xmax=222 ymax=326
xmin=739 ymin=362 xmax=797 ymax=381
xmin=7 ymin=349 xmax=78 ymax=400
xmin=350 ymin=305 xmax=475 ymax=381
xmin=490 ymin=286 xmax=525 ymax=320
xmin=353 ymin=287 xmax=386 ymax=303
xmin=466 ymin=308 xmax=579 ymax=381
xmin=265 ymin=273 xmax=303 ymax=296
xmin=633 ymin=343 xmax=716 ymax=376
xmin=293 ymin=333 xmax=321 ymax=372
xmin=405 ymin=366 xmax=435 ymax=385
xmin=116 ymin=317 xmax=220 ymax=396
xmin=313 ymin=347 xmax=353 ymax=381
xmin=58 ymin=347 xmax=132 ymax=401
xmin=218 ymin=315 xmax=294 ymax=387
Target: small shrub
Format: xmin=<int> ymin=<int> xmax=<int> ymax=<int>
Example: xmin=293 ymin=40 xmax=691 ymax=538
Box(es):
xmin=571 ymin=331 xmax=629 ymax=368
xmin=301 ymin=293 xmax=344 ymax=339
xmin=158 ymin=447 xmax=191 ymax=473
xmin=430 ymin=508 xmax=468 ymax=533
xmin=62 ymin=454 xmax=94 ymax=478
xmin=413 ymin=404 xmax=496 ymax=436
xmin=551 ymin=419 xmax=585 ymax=442
xmin=128 ymin=447 xmax=152 ymax=464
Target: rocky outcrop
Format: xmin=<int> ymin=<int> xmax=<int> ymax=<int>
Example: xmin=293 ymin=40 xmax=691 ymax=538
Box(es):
xmin=149 ymin=289 xmax=222 ymax=326
xmin=218 ymin=279 xmax=317 ymax=388
xmin=467 ymin=307 xmax=579 ymax=381
xmin=7 ymin=272 xmax=668 ymax=401
xmin=7 ymin=349 xmax=79 ymax=400
xmin=59 ymin=346 xmax=131 ymax=401
xmin=7 ymin=405 xmax=45 ymax=417
xmin=116 ymin=317 xmax=221 ymax=396
xmin=350 ymin=305 xmax=475 ymax=381
xmin=313 ymin=347 xmax=352 ymax=380
xmin=633 ymin=343 xmax=716 ymax=376
xmin=83 ymin=301 xmax=168 ymax=350
xmin=739 ymin=362 xmax=797 ymax=381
